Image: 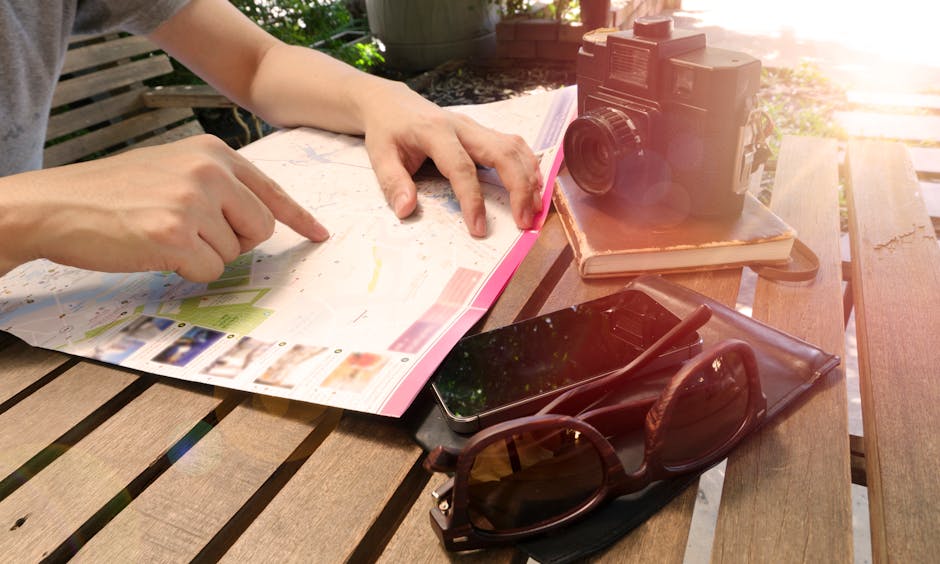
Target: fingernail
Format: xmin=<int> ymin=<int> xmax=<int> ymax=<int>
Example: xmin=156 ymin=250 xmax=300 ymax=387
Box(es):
xmin=394 ymin=192 xmax=410 ymax=216
xmin=474 ymin=215 xmax=487 ymax=237
xmin=311 ymin=217 xmax=330 ymax=241
xmin=532 ymin=189 xmax=543 ymax=211
xmin=521 ymin=207 xmax=534 ymax=229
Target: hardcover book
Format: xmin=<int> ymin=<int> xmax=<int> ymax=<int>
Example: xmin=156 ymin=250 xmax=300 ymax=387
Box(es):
xmin=553 ymin=169 xmax=796 ymax=278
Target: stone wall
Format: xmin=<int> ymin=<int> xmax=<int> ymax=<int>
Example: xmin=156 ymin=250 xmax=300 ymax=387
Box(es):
xmin=494 ymin=0 xmax=677 ymax=62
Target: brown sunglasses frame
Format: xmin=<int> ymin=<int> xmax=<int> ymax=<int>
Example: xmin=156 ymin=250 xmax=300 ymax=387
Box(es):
xmin=425 ymin=339 xmax=767 ymax=551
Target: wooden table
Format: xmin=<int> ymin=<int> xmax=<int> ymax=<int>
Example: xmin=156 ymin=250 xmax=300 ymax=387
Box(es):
xmin=1 ymin=136 xmax=937 ymax=562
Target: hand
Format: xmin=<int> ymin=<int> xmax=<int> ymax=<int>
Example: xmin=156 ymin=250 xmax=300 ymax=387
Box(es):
xmin=359 ymin=81 xmax=542 ymax=237
xmin=147 ymin=2 xmax=540 ymax=237
xmin=1 ymin=135 xmax=328 ymax=282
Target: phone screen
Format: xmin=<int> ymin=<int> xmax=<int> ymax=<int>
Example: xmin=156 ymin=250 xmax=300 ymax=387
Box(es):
xmin=431 ymin=289 xmax=700 ymax=431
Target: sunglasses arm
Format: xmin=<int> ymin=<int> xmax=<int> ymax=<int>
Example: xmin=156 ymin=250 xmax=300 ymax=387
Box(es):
xmin=539 ymin=304 xmax=712 ymax=416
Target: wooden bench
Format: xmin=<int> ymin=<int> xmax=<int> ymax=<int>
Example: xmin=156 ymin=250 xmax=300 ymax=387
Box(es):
xmin=44 ymin=33 xmax=238 ymax=167
xmin=0 ymin=134 xmax=937 ymax=562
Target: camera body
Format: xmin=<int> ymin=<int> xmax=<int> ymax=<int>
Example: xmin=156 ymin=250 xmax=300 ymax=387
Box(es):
xmin=563 ymin=16 xmax=761 ymax=217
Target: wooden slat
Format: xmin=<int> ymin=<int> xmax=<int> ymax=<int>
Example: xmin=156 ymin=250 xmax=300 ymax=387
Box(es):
xmin=378 ymin=479 xmax=517 ymax=564
xmin=847 ymin=90 xmax=940 ymax=112
xmin=43 ymin=107 xmax=194 ymax=167
xmin=480 ymin=211 xmax=572 ymax=331
xmin=46 ymin=35 xmax=213 ymax=166
xmin=52 ymin=55 xmax=173 ymax=107
xmin=46 ymin=88 xmax=145 ymax=141
xmin=114 ymin=120 xmax=206 ymax=154
xmin=0 ymin=381 xmax=223 ymax=559
xmin=596 ymin=483 xmax=699 ymax=562
xmin=220 ymin=414 xmax=423 ymax=562
xmin=143 ymin=85 xmax=236 ymax=109
xmin=835 ymin=111 xmax=940 ymax=143
xmin=712 ymin=136 xmax=852 ymax=562
xmin=540 ymin=256 xmax=627 ymax=310
xmin=850 ymin=434 xmax=868 ymax=486
xmin=0 ymin=364 xmax=138 ymax=478
xmin=66 ymin=33 xmax=103 ymax=45
xmin=845 ymin=139 xmax=940 ymax=563
xmin=921 ymin=181 xmax=940 ymax=222
xmin=61 ymin=35 xmax=160 ymax=75
xmin=73 ymin=398 xmax=333 ymax=562
xmin=0 ymin=341 xmax=69 ymax=405
xmin=908 ymin=147 xmax=940 ymax=177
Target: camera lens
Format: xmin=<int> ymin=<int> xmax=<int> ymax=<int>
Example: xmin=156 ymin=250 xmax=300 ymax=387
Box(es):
xmin=563 ymin=107 xmax=644 ymax=196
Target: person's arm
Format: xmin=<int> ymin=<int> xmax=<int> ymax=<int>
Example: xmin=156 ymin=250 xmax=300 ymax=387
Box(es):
xmin=0 ymin=135 xmax=328 ymax=281
xmin=148 ymin=0 xmax=543 ymax=237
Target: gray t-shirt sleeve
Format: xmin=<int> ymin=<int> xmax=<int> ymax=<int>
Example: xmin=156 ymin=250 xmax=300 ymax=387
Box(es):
xmin=0 ymin=0 xmax=194 ymax=175
xmin=73 ymin=0 xmax=191 ymax=36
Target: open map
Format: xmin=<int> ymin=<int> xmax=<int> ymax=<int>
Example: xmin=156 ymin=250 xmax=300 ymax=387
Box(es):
xmin=0 ymin=87 xmax=576 ymax=416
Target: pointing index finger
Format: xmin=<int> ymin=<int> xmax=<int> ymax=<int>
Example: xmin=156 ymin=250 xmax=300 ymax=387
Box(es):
xmin=230 ymin=152 xmax=330 ymax=242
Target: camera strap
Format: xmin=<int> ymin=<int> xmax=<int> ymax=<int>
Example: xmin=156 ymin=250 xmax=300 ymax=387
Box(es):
xmin=751 ymin=237 xmax=820 ymax=282
xmin=741 ymin=108 xmax=819 ymax=283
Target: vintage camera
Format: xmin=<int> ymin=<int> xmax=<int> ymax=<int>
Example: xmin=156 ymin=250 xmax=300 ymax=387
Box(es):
xmin=563 ymin=16 xmax=762 ymax=217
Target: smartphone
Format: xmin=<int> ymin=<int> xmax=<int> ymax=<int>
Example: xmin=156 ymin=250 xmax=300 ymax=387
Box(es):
xmin=431 ymin=288 xmax=702 ymax=433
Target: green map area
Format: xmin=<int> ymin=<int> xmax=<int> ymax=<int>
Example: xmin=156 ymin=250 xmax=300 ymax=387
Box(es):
xmin=155 ymin=288 xmax=274 ymax=334
xmin=77 ymin=254 xmax=273 ymax=342
xmin=157 ymin=254 xmax=274 ymax=334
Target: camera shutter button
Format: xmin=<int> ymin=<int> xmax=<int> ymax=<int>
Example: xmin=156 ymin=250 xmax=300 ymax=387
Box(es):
xmin=633 ymin=16 xmax=673 ymax=38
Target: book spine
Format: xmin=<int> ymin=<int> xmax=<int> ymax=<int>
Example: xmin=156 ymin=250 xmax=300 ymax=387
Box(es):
xmin=551 ymin=179 xmax=590 ymax=277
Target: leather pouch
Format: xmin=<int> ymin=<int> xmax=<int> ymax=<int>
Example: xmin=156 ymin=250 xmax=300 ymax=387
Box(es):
xmin=406 ymin=274 xmax=840 ymax=563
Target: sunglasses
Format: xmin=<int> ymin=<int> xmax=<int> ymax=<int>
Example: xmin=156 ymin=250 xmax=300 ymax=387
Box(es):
xmin=424 ymin=305 xmax=768 ymax=550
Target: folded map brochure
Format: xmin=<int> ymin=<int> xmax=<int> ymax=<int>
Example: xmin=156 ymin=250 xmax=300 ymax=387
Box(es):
xmin=0 ymin=87 xmax=577 ymax=417
xmin=553 ymin=169 xmax=796 ymax=278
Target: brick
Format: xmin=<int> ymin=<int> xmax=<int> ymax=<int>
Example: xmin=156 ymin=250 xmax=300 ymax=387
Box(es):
xmin=558 ymin=21 xmax=588 ymax=44
xmin=536 ymin=40 xmax=580 ymax=61
xmin=496 ymin=39 xmax=537 ymax=59
xmin=514 ymin=19 xmax=560 ymax=41
xmin=495 ymin=19 xmax=518 ymax=41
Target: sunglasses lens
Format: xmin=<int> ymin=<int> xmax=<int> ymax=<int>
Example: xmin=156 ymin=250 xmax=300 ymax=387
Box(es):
xmin=660 ymin=351 xmax=750 ymax=468
xmin=466 ymin=426 xmax=604 ymax=531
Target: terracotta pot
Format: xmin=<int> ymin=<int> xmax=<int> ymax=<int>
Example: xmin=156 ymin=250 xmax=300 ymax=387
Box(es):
xmin=366 ymin=0 xmax=499 ymax=71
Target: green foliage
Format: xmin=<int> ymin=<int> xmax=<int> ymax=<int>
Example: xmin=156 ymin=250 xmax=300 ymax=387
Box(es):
xmin=494 ymin=0 xmax=581 ymax=21
xmin=231 ymin=0 xmax=352 ymax=46
xmin=155 ymin=1 xmax=383 ymax=86
xmin=759 ymin=61 xmax=847 ymax=158
xmin=228 ymin=0 xmax=383 ymax=72
xmin=331 ymin=40 xmax=385 ymax=71
xmin=756 ymin=61 xmax=850 ymax=229
xmin=494 ymin=0 xmax=531 ymax=16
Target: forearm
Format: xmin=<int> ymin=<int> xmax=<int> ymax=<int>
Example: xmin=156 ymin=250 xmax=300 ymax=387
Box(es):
xmin=0 ymin=173 xmax=45 ymax=276
xmin=243 ymin=43 xmax=405 ymax=134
